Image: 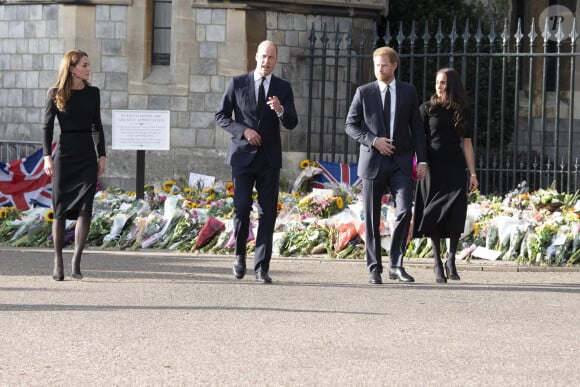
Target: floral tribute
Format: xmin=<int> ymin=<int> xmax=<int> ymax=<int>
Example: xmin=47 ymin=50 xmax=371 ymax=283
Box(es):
xmin=0 ymin=165 xmax=579 ymax=266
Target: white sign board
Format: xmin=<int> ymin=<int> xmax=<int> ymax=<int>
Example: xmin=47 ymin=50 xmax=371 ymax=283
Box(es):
xmin=189 ymin=172 xmax=215 ymax=189
xmin=112 ymin=110 xmax=170 ymax=150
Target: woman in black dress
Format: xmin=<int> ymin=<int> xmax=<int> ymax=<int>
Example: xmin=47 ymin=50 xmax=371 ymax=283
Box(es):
xmin=42 ymin=50 xmax=106 ymax=281
xmin=413 ymin=68 xmax=478 ymax=283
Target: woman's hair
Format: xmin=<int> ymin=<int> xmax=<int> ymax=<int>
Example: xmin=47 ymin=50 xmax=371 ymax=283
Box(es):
xmin=428 ymin=67 xmax=469 ymax=136
xmin=50 ymin=49 xmax=89 ymax=112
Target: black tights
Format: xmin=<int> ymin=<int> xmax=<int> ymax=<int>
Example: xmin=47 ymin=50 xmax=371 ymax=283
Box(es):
xmin=52 ymin=211 xmax=91 ymax=278
xmin=430 ymin=231 xmax=460 ymax=261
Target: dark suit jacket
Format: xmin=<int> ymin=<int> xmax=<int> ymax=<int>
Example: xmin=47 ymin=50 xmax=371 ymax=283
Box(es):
xmin=345 ymin=80 xmax=426 ymax=179
xmin=216 ymin=72 xmax=298 ymax=169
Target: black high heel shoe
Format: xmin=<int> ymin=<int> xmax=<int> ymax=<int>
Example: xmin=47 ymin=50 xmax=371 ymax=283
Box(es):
xmin=433 ymin=259 xmax=447 ymax=283
xmin=445 ymin=255 xmax=460 ymax=281
xmin=71 ymin=257 xmax=83 ymax=280
xmin=52 ymin=269 xmax=64 ymax=281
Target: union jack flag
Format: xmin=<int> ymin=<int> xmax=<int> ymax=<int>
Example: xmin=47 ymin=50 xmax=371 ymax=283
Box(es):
xmin=312 ymin=160 xmax=362 ymax=189
xmin=0 ymin=143 xmax=56 ymax=210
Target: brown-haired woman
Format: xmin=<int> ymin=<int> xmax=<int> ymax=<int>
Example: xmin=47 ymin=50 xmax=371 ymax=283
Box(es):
xmin=412 ymin=67 xmax=478 ymax=283
xmin=42 ymin=49 xmax=106 ymax=281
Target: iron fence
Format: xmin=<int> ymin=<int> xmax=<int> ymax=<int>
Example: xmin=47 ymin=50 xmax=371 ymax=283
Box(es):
xmin=301 ymin=17 xmax=580 ymax=195
xmin=0 ymin=140 xmax=42 ymax=163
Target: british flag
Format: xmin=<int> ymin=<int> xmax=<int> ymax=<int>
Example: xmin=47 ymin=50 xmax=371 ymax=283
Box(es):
xmin=312 ymin=160 xmax=362 ymax=189
xmin=0 ymin=143 xmax=56 ymax=210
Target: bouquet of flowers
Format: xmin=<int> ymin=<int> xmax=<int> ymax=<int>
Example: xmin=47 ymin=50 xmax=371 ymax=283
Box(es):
xmin=297 ymin=191 xmax=345 ymax=219
xmin=279 ymin=222 xmax=333 ymax=256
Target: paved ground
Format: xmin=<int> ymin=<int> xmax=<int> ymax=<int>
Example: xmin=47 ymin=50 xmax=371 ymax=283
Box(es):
xmin=1 ymin=247 xmax=579 ymax=386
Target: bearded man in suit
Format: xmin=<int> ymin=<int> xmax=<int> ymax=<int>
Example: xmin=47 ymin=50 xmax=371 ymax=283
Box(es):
xmin=346 ymin=46 xmax=427 ymax=284
xmin=216 ymin=40 xmax=298 ymax=283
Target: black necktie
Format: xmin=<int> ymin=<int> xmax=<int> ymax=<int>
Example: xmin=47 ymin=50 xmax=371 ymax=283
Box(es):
xmin=258 ymin=77 xmax=266 ymax=112
xmin=383 ymin=85 xmax=391 ymax=137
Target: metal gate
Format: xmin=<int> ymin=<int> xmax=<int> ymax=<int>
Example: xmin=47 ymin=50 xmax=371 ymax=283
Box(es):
xmin=301 ymin=17 xmax=580 ymax=194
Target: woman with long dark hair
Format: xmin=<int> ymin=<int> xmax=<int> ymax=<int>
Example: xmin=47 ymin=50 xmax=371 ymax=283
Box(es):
xmin=42 ymin=49 xmax=106 ymax=281
xmin=412 ymin=67 xmax=478 ymax=283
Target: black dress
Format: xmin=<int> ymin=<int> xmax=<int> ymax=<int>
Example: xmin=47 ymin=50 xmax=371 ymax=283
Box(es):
xmin=42 ymin=86 xmax=106 ymax=220
xmin=412 ymin=102 xmax=471 ymax=238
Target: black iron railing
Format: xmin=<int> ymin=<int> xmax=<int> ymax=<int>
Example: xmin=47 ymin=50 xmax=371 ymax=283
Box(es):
xmin=301 ymin=17 xmax=580 ymax=194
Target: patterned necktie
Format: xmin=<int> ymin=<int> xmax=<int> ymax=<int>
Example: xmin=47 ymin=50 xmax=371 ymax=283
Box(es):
xmin=383 ymin=85 xmax=391 ymax=138
xmin=258 ymin=77 xmax=266 ymax=112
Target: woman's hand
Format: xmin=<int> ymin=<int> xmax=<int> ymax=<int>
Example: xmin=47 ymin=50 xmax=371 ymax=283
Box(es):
xmin=43 ymin=156 xmax=54 ymax=177
xmin=98 ymin=156 xmax=106 ymax=176
xmin=469 ymin=174 xmax=479 ymax=194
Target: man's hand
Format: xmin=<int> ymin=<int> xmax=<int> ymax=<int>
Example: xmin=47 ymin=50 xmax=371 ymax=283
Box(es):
xmin=266 ymin=96 xmax=283 ymax=114
xmin=243 ymin=128 xmax=262 ymax=146
xmin=373 ymin=137 xmax=395 ymax=156
xmin=415 ymin=163 xmax=427 ymax=180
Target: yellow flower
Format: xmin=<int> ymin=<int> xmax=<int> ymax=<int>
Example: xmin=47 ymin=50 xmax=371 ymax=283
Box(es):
xmin=0 ymin=208 xmax=6 ymax=219
xmin=336 ymin=196 xmax=344 ymax=209
xmin=225 ymin=181 xmax=234 ymax=190
xmin=162 ymin=180 xmax=176 ymax=193
xmin=206 ymin=194 xmax=216 ymax=202
xmin=299 ymin=159 xmax=311 ymax=169
xmin=44 ymin=210 xmax=55 ymax=222
xmin=126 ymin=191 xmax=136 ymax=196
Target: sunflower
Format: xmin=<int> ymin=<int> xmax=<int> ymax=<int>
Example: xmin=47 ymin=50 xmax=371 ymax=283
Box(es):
xmin=162 ymin=180 xmax=176 ymax=193
xmin=0 ymin=208 xmax=6 ymax=219
xmin=225 ymin=181 xmax=234 ymax=190
xmin=44 ymin=209 xmax=55 ymax=222
xmin=336 ymin=196 xmax=344 ymax=209
xmin=299 ymin=159 xmax=311 ymax=169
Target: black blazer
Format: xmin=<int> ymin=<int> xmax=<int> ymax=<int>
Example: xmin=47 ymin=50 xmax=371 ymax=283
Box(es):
xmin=345 ymin=80 xmax=426 ymax=179
xmin=216 ymin=72 xmax=298 ymax=168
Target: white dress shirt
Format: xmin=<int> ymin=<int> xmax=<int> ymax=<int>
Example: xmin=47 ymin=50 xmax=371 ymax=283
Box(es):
xmin=378 ymin=79 xmax=396 ymax=139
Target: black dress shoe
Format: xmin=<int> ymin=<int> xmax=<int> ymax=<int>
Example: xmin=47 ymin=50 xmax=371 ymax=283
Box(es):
xmin=389 ymin=267 xmax=415 ymax=283
xmin=369 ymin=270 xmax=382 ymax=284
xmin=233 ymin=255 xmax=246 ymax=279
xmin=255 ymin=272 xmax=272 ymax=283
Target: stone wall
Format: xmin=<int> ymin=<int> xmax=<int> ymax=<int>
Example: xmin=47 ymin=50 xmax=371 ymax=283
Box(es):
xmin=0 ymin=2 xmax=380 ymax=191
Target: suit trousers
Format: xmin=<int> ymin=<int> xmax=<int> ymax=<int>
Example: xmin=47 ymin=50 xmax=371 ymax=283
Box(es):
xmin=231 ymin=149 xmax=280 ymax=273
xmin=363 ymin=156 xmax=413 ymax=273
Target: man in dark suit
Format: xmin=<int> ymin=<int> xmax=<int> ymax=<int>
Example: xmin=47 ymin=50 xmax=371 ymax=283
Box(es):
xmin=345 ymin=46 xmax=427 ymax=284
xmin=216 ymin=40 xmax=298 ymax=283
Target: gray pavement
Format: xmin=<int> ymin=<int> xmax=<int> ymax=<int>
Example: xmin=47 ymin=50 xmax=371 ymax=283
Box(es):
xmin=1 ymin=247 xmax=579 ymax=386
